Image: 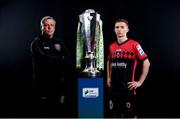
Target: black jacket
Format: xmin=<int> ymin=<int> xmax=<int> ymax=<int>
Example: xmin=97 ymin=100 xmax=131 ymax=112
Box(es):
xmin=31 ymin=35 xmax=71 ymax=93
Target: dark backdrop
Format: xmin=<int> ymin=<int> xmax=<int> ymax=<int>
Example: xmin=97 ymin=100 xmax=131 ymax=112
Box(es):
xmin=0 ymin=0 xmax=180 ymax=117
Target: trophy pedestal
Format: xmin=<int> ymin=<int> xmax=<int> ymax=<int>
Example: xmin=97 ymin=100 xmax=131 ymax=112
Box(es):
xmin=78 ymin=77 xmax=104 ymax=118
xmin=78 ymin=53 xmax=103 ymax=117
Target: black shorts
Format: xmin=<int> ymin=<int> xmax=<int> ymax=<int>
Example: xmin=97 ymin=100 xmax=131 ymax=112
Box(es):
xmin=109 ymin=93 xmax=137 ymax=118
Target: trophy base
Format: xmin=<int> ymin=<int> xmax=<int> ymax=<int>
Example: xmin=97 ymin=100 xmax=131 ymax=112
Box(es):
xmin=80 ymin=69 xmax=102 ymax=78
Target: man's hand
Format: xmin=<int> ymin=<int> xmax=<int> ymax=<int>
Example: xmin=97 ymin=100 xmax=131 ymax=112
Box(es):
xmin=127 ymin=81 xmax=142 ymax=90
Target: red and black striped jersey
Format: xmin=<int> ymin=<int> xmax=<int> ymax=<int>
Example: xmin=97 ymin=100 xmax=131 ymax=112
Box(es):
xmin=108 ymin=39 xmax=147 ymax=95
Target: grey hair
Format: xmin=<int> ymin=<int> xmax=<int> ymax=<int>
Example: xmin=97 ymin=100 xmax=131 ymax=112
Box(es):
xmin=40 ymin=16 xmax=56 ymax=28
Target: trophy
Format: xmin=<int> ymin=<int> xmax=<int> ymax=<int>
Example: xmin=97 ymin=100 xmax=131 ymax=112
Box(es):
xmin=76 ymin=9 xmax=104 ymax=77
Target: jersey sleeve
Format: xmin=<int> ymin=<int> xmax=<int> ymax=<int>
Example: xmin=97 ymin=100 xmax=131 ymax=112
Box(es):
xmin=108 ymin=45 xmax=112 ymax=62
xmin=134 ymin=42 xmax=147 ymax=61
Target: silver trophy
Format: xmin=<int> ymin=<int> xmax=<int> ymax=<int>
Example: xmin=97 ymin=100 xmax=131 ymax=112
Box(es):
xmin=78 ymin=9 xmax=102 ymax=77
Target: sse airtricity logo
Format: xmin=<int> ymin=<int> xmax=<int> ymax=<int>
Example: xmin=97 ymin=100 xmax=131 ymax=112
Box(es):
xmin=136 ymin=45 xmax=145 ymax=56
xmin=82 ymin=88 xmax=99 ymax=98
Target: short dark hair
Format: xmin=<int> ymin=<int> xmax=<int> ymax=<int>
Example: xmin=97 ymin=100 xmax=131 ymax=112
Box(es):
xmin=115 ymin=19 xmax=129 ymax=27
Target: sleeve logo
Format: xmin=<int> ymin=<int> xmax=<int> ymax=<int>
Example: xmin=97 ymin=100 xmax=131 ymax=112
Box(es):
xmin=136 ymin=45 xmax=145 ymax=56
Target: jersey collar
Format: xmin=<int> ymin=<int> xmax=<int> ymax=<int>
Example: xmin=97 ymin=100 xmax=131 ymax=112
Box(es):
xmin=116 ymin=39 xmax=130 ymax=46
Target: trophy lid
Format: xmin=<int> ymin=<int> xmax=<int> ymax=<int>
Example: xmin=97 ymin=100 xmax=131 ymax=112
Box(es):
xmin=84 ymin=9 xmax=95 ymax=13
